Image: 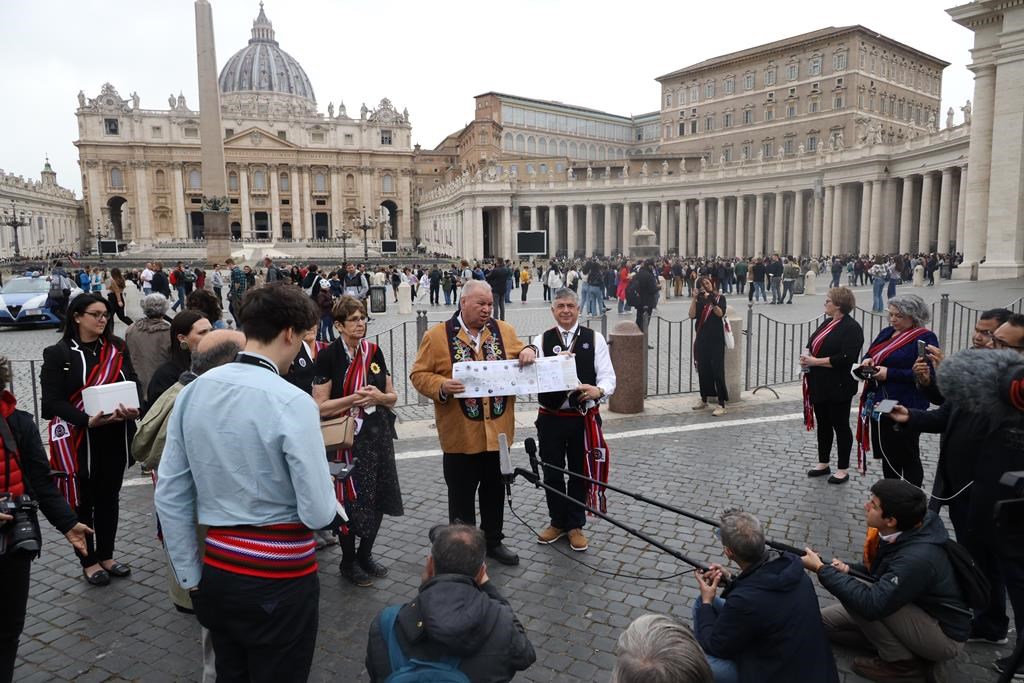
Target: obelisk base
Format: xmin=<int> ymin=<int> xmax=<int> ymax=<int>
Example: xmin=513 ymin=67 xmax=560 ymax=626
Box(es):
xmin=204 ymin=211 xmax=231 ymax=264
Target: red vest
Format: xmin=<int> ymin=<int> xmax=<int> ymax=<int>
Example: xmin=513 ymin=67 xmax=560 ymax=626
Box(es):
xmin=0 ymin=391 xmax=25 ymax=497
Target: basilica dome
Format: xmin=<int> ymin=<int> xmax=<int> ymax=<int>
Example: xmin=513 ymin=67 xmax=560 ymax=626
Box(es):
xmin=218 ymin=3 xmax=316 ymax=103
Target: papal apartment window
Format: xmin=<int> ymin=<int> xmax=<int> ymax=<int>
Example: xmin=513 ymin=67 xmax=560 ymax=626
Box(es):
xmin=380 ymin=129 xmax=392 ymax=145
xmin=705 ymin=82 xmax=714 ymax=98
xmin=665 ymin=93 xmax=672 ymax=107
xmin=742 ymin=109 xmax=753 ymax=125
xmin=744 ymin=73 xmax=755 ymax=90
xmin=786 ymin=104 xmax=796 ymax=118
xmin=723 ymin=112 xmax=733 ymax=128
xmin=151 ymin=126 xmax=163 ymax=138
xmin=724 ymin=78 xmax=735 ymax=95
xmin=690 ymin=86 xmax=699 ymax=102
xmin=311 ymin=132 xmax=325 ymax=143
xmin=184 ymin=127 xmax=199 ymax=138
xmin=833 ymin=53 xmax=847 ymax=71
xmin=765 ymin=68 xmax=776 ymax=86
xmin=723 ymin=147 xmax=732 ymax=162
xmin=784 ymin=138 xmax=795 ymax=154
xmin=787 ymin=64 xmax=798 ymax=80
xmin=104 ymin=118 xmax=119 ymax=135
xmin=704 ymin=116 xmax=714 ymax=131
xmin=690 ymin=120 xmax=698 ymax=135
xmin=741 ymin=144 xmax=752 ymax=159
xmin=807 ymin=135 xmax=818 ymax=152
xmin=344 ymin=133 xmax=354 ymax=145
xmin=677 ymin=91 xmax=686 ymax=106
xmin=764 ymin=106 xmax=774 ymax=122
xmin=762 ymin=141 xmax=773 ymax=158
xmin=833 ymin=95 xmax=844 ymax=109
xmin=810 ymin=57 xmax=822 ymax=76
xmin=678 ymin=122 xmax=686 ymax=136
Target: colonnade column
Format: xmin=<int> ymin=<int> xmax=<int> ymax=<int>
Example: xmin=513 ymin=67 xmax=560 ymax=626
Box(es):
xmin=753 ymin=194 xmax=765 ymax=257
xmin=172 ymin=163 xmax=187 ymax=238
xmin=503 ymin=205 xmax=514 ymax=259
xmin=811 ymin=188 xmax=823 ymax=258
xmin=735 ymin=196 xmax=746 ymax=258
xmin=898 ymin=176 xmax=915 ymax=254
xmin=270 ymin=168 xmax=282 ymax=239
xmin=474 ymin=207 xmax=484 ymax=260
xmin=858 ymin=181 xmax=872 ymax=255
xmin=302 ymin=168 xmax=314 ymax=240
xmin=821 ymin=186 xmax=834 ymax=257
xmin=238 ymin=165 xmax=251 ymax=237
xmin=696 ymin=198 xmax=707 ymax=256
xmin=772 ymin=191 xmax=785 ymax=255
xmin=640 ymin=200 xmax=650 ymax=233
xmin=289 ymin=167 xmax=301 ymax=239
xmin=715 ymin=197 xmax=727 ymax=256
xmin=936 ymin=168 xmax=955 ymax=255
xmin=659 ymin=200 xmax=669 ymax=254
xmin=603 ymin=204 xmax=615 ymax=257
xmin=868 ymin=179 xmax=884 ymax=256
xmin=132 ymin=162 xmax=151 ymax=241
xmin=566 ymin=205 xmax=577 ymax=258
xmin=621 ymin=203 xmax=631 ymax=253
xmin=963 ymin=65 xmax=995 ymax=265
xmin=585 ymin=204 xmax=595 ymax=256
xmin=918 ymin=172 xmax=935 ymax=253
xmin=548 ymin=204 xmax=559 ymax=257
xmin=529 ymin=205 xmax=537 ymax=231
xmin=830 ymin=185 xmax=843 ymax=255
xmin=955 ymin=166 xmax=968 ymax=253
xmin=677 ymin=201 xmax=688 ymax=256
xmin=792 ymin=191 xmax=805 ymax=258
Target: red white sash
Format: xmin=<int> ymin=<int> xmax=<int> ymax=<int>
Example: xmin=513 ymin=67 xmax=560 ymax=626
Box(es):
xmin=802 ymin=316 xmax=843 ymax=430
xmin=48 ymin=340 xmax=124 ymax=507
xmin=854 ymin=327 xmax=931 ymax=472
xmin=333 ymin=339 xmax=378 ymax=529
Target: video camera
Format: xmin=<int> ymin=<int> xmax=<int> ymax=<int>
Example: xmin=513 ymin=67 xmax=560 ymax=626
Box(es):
xmin=0 ymin=493 xmax=41 ymax=557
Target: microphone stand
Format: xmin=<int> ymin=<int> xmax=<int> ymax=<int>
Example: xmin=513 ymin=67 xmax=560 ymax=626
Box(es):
xmin=509 ymin=467 xmax=723 ymax=579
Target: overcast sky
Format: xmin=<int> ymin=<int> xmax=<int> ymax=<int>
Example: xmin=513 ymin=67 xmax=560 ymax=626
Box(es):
xmin=1 ymin=0 xmax=975 ymax=196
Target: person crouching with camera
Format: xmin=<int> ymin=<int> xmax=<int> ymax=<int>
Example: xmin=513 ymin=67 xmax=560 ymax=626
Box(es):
xmin=0 ymin=357 xmax=92 ymax=682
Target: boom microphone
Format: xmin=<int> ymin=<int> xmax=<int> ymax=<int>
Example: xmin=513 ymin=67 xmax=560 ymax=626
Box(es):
xmin=498 ymin=433 xmax=513 ymax=499
xmin=524 ymin=437 xmax=539 ymax=481
xmin=938 ymin=348 xmax=1024 ymax=416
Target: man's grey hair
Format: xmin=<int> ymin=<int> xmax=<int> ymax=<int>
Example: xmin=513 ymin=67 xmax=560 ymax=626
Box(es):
xmin=887 ymin=293 xmax=930 ymax=327
xmin=190 ymin=338 xmax=245 ymax=375
xmin=460 ymin=279 xmax=491 ymax=301
xmin=140 ymin=293 xmax=169 ymax=319
xmin=551 ymin=287 xmax=579 ymax=306
xmin=611 ymin=614 xmax=713 ymax=683
xmin=718 ymin=509 xmax=766 ymax=564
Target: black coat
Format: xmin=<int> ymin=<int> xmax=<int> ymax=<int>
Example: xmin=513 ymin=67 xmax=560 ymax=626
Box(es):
xmin=805 ymin=315 xmax=864 ymax=404
xmin=485 ymin=266 xmax=509 ymax=294
xmin=633 ymin=267 xmax=659 ymax=307
xmin=695 ymin=552 xmax=839 ymax=683
xmin=365 ymin=574 xmax=536 ymax=682
xmin=150 ymin=270 xmax=171 ymax=297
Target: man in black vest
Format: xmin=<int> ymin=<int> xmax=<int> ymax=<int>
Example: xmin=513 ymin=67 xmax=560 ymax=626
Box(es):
xmin=531 ymin=288 xmax=616 ymax=552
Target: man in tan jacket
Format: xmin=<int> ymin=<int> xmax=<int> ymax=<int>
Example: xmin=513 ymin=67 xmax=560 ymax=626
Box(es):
xmin=411 ymin=280 xmax=536 ymax=565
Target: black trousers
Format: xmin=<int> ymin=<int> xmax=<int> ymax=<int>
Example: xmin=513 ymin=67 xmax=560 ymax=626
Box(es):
xmin=493 ymin=294 xmax=506 ymax=321
xmin=429 ymin=284 xmax=440 ymax=305
xmin=521 ymin=283 xmax=529 ymax=302
xmin=75 ymin=441 xmax=127 ymax=568
xmin=695 ymin=340 xmax=728 ymax=405
xmin=193 ymin=565 xmax=319 ymax=683
xmin=813 ymin=400 xmax=854 ymax=470
xmin=0 ymin=553 xmax=31 ymax=683
xmin=536 ymin=413 xmax=588 ymax=531
xmin=442 ymin=451 xmax=504 ymax=547
xmin=871 ymin=418 xmax=923 ymax=487
xmin=635 ymin=304 xmax=653 ymax=331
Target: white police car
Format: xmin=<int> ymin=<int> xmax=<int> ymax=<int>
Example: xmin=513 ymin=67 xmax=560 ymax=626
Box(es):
xmin=0 ymin=276 xmax=80 ymax=328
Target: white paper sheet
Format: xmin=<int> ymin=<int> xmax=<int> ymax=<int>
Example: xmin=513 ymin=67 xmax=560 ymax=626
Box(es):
xmin=452 ymin=354 xmax=580 ymax=398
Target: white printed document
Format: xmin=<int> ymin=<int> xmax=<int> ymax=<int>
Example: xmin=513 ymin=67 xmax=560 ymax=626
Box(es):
xmin=452 ymin=355 xmax=580 ymax=398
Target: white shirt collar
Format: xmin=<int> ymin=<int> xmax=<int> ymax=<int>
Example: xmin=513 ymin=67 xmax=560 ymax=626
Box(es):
xmin=557 ymin=322 xmax=580 ymax=338
xmin=880 ymin=530 xmax=902 ymax=543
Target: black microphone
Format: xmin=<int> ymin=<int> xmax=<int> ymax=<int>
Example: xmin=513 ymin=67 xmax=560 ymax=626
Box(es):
xmin=498 ymin=434 xmax=513 ymax=500
xmin=525 ymin=437 xmax=539 ymax=481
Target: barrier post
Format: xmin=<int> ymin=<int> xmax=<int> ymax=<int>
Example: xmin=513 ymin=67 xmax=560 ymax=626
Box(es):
xmin=609 ymin=321 xmax=645 ymax=414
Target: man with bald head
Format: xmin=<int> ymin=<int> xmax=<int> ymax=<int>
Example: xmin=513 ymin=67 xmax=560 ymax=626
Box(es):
xmin=411 ymin=279 xmax=536 ymax=566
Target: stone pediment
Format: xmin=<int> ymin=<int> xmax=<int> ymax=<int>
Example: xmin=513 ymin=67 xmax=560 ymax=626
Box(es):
xmin=224 ymin=127 xmax=301 ymax=150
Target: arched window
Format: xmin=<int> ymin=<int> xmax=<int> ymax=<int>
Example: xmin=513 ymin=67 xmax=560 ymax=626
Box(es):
xmin=515 ymin=134 xmax=525 ymax=152
xmin=281 ymin=221 xmax=292 ymax=239
xmin=110 ymin=167 xmax=124 ymax=188
xmin=314 ymin=172 xmax=326 ymax=192
xmin=253 ymin=170 xmax=266 ymax=191
xmin=538 ymin=138 xmax=548 ymax=155
xmin=382 ymin=174 xmax=394 ymax=193
xmin=527 ymin=136 xmax=536 ymax=154
xmin=346 ymin=174 xmax=355 ymax=191
xmin=598 ymin=146 xmax=607 ymax=160
xmin=588 ymin=144 xmax=596 ymax=160
xmin=228 ymin=171 xmax=239 ymax=192
xmin=558 ymin=140 xmax=567 ymax=156
xmin=503 ymin=133 xmax=513 ymax=151
xmin=569 ymin=142 xmax=578 ymax=158
xmin=188 ymin=169 xmax=201 ymax=189
xmin=279 ymin=172 xmax=290 ymax=192
xmin=155 ymin=169 xmax=166 ymax=189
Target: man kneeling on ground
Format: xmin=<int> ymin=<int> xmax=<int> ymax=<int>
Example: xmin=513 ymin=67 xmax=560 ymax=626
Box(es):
xmin=692 ymin=509 xmax=839 ymax=683
xmin=802 ymin=479 xmax=970 ymax=681
xmin=365 ymin=524 xmax=536 ymax=681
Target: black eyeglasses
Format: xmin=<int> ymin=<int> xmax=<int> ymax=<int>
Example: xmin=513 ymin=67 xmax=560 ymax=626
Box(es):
xmin=992 ymin=337 xmax=1024 ymax=351
xmin=81 ymin=311 xmax=110 ymax=320
xmin=345 ymin=316 xmax=368 ymax=323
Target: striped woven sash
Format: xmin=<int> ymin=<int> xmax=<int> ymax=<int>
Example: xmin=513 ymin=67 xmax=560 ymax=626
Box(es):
xmin=204 ymin=523 xmax=317 ymax=579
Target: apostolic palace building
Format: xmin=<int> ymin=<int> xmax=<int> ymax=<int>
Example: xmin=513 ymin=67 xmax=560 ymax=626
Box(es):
xmin=2 ymin=0 xmax=1016 ymax=280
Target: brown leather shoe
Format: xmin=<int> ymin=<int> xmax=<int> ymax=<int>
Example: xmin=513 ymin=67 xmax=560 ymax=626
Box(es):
xmin=852 ymin=656 xmax=927 ymax=681
xmin=536 ymin=526 xmax=565 ymax=544
xmin=567 ymin=528 xmax=589 ymax=552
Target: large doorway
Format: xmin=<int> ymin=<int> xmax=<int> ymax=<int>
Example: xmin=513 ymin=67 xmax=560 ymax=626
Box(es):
xmin=482 ymin=210 xmax=493 ymax=258
xmin=380 ymin=200 xmax=398 ymax=240
xmin=230 ymin=221 xmax=241 ymax=240
xmin=107 ymin=196 xmax=126 ymax=241
xmin=314 ymin=212 xmax=329 ymax=240
xmin=281 ymin=221 xmax=292 ymax=240
xmin=254 ymin=211 xmax=269 ymax=240
xmin=190 ymin=212 xmax=205 ymax=240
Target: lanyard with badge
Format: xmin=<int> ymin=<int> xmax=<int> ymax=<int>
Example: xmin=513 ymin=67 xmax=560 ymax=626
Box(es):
xmin=234 ymin=353 xmax=279 ymax=375
xmin=553 ymin=327 xmax=579 ymax=355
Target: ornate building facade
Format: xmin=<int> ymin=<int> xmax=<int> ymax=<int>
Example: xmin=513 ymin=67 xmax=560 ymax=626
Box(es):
xmin=0 ymin=160 xmax=83 ymax=260
xmin=75 ymin=5 xmax=414 ymax=250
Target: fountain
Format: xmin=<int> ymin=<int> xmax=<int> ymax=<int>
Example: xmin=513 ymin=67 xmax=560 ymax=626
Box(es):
xmin=629 ymin=224 xmax=660 ymax=259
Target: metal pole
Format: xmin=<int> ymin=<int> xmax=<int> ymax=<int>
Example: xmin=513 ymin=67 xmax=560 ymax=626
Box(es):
xmin=744 ymin=302 xmax=754 ymax=391
xmin=938 ymin=293 xmax=950 ymax=350
xmin=416 ymin=311 xmax=429 ymax=405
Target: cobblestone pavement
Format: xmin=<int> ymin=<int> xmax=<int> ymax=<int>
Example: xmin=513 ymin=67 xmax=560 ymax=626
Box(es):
xmin=12 ymin=392 xmax=1015 ymax=682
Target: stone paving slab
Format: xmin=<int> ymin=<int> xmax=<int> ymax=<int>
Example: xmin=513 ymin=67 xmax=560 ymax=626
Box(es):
xmin=13 ymin=393 xmax=1014 ymax=682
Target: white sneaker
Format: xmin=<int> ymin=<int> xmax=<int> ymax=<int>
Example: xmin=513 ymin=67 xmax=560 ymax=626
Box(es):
xmin=712 ymin=406 xmax=727 ymax=417
xmin=692 ymin=401 xmax=707 ymax=410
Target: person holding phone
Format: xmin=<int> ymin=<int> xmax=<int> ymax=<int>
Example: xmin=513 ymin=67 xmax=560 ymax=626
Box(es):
xmin=855 ymin=294 xmax=938 ymax=486
xmin=312 ymin=296 xmax=403 ymax=587
xmin=690 ymin=276 xmax=729 ymax=416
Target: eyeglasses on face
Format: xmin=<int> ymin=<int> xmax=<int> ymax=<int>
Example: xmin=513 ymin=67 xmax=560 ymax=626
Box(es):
xmin=81 ymin=311 xmax=109 ymax=320
xmin=345 ymin=316 xmax=368 ymax=323
xmin=992 ymin=336 xmax=1024 ymax=351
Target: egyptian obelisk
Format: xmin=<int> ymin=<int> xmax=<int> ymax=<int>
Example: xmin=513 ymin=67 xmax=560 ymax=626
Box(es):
xmin=195 ymin=0 xmax=230 ymax=264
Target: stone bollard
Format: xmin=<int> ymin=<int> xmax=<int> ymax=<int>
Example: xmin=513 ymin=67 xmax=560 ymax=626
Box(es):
xmin=804 ymin=269 xmax=817 ymax=296
xmin=608 ymin=320 xmax=645 ymax=414
xmin=912 ymin=264 xmax=925 ymax=287
xmin=724 ymin=305 xmax=743 ymax=403
xmin=397 ymin=282 xmax=412 ymax=314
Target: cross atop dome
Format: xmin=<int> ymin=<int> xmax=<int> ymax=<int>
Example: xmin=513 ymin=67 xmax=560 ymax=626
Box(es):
xmin=250 ymin=1 xmax=277 ymax=45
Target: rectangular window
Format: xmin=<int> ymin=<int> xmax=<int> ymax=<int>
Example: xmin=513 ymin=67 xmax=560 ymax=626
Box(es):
xmin=809 ymin=99 xmax=819 ymax=113
xmin=281 ymin=199 xmax=290 ymax=206
xmin=104 ymin=118 xmax=119 ymax=135
xmin=224 ymin=128 xmax=234 ymax=138
xmin=501 ymin=105 xmax=513 ymax=123
xmin=742 ymin=109 xmax=753 ymax=124
xmin=690 ymin=86 xmax=699 ymax=102
xmin=807 ymin=135 xmax=818 ymax=152
xmin=833 ymin=95 xmax=844 ymax=109
xmin=151 ymin=126 xmax=162 ymax=138
xmin=741 ymin=143 xmax=752 ymax=159
xmin=784 ymin=138 xmax=795 ymax=154
xmin=787 ymin=64 xmax=798 ymax=80
xmin=764 ymin=107 xmax=774 ymax=122
xmin=665 ymin=93 xmax=672 ymax=107
xmin=786 ymin=104 xmax=796 ymax=118
xmin=183 ymin=127 xmax=199 ymax=138
xmin=723 ymin=147 xmax=732 ymax=162
xmin=344 ymin=133 xmax=354 ymax=144
xmin=678 ymin=122 xmax=686 ymax=136
xmin=311 ymin=132 xmax=325 ymax=143
xmin=277 ymin=130 xmax=287 ymax=140
xmin=724 ymin=78 xmax=735 ymax=94
xmin=744 ymin=73 xmax=755 ymax=90
xmin=690 ymin=120 xmax=698 ymax=134
xmin=380 ymin=129 xmax=392 ymax=145
xmin=834 ymin=53 xmax=847 ymax=71
xmin=704 ymin=116 xmax=714 ymax=131
xmin=705 ymin=82 xmax=714 ymax=98
xmin=809 ymin=57 xmax=822 ymax=76
xmin=677 ymin=90 xmax=686 ymax=106
xmin=525 ymin=109 xmax=536 ymax=126
xmin=723 ymin=112 xmax=733 ymax=128
xmin=765 ymin=68 xmax=776 ymax=86
xmin=836 ymin=77 xmax=844 ymax=87
xmin=762 ymin=141 xmax=773 ymax=157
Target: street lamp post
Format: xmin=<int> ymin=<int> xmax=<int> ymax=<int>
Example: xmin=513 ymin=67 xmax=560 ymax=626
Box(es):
xmin=351 ymin=207 xmax=379 ymax=262
xmin=2 ymin=200 xmax=30 ymax=260
xmin=336 ymin=228 xmax=353 ymax=264
xmin=93 ymin=218 xmax=111 ymax=267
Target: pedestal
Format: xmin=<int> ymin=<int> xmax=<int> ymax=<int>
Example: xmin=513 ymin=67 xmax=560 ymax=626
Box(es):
xmin=397 ymin=282 xmax=412 ymax=314
xmin=804 ymin=270 xmax=817 ymax=296
xmin=204 ymin=211 xmax=231 ymax=265
xmin=912 ymin=264 xmax=925 ymax=287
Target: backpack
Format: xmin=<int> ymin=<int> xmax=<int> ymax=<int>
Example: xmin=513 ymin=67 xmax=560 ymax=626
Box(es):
xmin=625 ymin=277 xmax=642 ymax=308
xmin=943 ymin=539 xmax=990 ymax=612
xmin=183 ymin=270 xmax=196 ymax=284
xmin=379 ymin=605 xmax=469 ymax=683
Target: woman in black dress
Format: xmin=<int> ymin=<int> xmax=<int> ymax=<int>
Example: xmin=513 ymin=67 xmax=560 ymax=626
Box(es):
xmin=312 ymin=296 xmax=403 ymax=587
xmin=800 ymin=287 xmax=864 ymax=484
xmin=689 ymin=276 xmax=729 ymax=415
xmin=40 ymin=293 xmax=141 ymax=586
